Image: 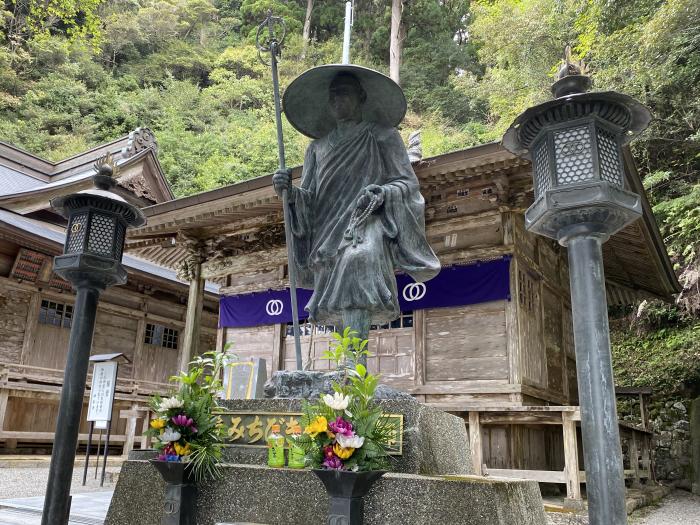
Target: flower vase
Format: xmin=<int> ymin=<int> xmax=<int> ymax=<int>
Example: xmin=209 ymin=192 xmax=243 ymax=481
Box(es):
xmin=313 ymin=469 xmax=385 ymax=525
xmin=150 ymin=460 xmax=197 ymax=525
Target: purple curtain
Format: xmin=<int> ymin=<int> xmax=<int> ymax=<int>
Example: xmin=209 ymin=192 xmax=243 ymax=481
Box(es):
xmin=219 ymin=256 xmax=511 ymax=328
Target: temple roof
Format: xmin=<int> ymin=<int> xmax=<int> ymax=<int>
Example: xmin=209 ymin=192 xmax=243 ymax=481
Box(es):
xmin=0 ymin=129 xmax=174 ymax=213
xmin=123 ymin=141 xmax=680 ymax=303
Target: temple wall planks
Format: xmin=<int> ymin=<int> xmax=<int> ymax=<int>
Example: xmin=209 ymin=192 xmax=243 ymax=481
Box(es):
xmin=216 ymin=197 xmax=578 ymax=410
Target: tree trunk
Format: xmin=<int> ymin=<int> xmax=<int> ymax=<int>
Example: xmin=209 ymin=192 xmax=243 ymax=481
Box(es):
xmin=389 ymin=0 xmax=405 ymax=85
xmin=301 ymin=0 xmax=314 ymax=59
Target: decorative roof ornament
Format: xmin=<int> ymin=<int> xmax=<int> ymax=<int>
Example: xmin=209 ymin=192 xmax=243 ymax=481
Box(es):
xmin=92 ymin=153 xmax=119 ymax=191
xmin=551 ymin=45 xmax=592 ymax=98
xmin=121 ymin=128 xmax=158 ymax=158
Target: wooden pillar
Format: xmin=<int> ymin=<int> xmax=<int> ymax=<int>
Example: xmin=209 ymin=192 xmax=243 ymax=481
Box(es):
xmin=629 ymin=431 xmax=641 ymax=487
xmin=562 ymin=411 xmax=582 ymax=505
xmin=121 ymin=405 xmax=139 ymax=458
xmin=140 ymin=408 xmax=152 ymax=450
xmin=639 ymin=393 xmax=649 ymax=431
xmin=0 ymin=388 xmax=9 ymax=432
xmin=178 ymin=248 xmax=205 ymax=373
xmin=469 ymin=411 xmax=484 ymax=476
xmin=413 ymin=309 xmax=425 ymax=386
xmin=272 ymin=324 xmax=285 ymax=372
xmin=20 ymin=292 xmax=42 ymax=364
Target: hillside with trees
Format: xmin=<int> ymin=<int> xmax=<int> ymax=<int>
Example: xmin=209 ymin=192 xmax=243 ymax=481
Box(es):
xmin=1 ymin=0 xmax=699 ymax=401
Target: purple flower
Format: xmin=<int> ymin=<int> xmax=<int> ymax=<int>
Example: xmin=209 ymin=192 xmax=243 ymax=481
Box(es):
xmin=157 ymin=453 xmax=181 ymax=462
xmin=171 ymin=414 xmax=198 ymax=434
xmin=328 ymin=417 xmax=353 ymax=437
xmin=323 ymin=455 xmax=344 ymax=470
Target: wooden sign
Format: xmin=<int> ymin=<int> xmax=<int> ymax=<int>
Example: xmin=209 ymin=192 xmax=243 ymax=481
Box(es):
xmin=87 ymin=361 xmax=118 ymax=422
xmin=222 ymin=358 xmax=267 ymax=400
xmin=216 ymin=411 xmax=404 ymax=455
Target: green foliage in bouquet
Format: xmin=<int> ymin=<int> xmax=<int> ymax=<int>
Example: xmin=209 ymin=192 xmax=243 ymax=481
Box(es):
xmin=298 ymin=328 xmax=394 ymax=472
xmin=144 ymin=350 xmax=229 ymax=481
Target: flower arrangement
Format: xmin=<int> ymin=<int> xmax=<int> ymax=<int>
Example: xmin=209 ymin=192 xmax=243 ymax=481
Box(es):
xmin=145 ymin=350 xmax=229 ymax=481
xmin=299 ymin=328 xmax=393 ymax=472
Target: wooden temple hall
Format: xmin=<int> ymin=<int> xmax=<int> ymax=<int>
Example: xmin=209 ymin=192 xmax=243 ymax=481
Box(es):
xmin=0 ymin=129 xmax=679 ymax=503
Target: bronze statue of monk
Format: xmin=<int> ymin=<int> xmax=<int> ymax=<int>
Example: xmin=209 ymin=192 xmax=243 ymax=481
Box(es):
xmin=273 ymin=65 xmax=440 ymax=341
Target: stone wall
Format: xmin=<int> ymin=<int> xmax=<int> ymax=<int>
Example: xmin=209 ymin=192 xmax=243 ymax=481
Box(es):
xmin=649 ymin=398 xmax=692 ymax=488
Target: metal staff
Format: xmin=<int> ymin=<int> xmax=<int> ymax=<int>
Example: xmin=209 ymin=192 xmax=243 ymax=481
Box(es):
xmin=257 ymin=12 xmax=303 ymax=370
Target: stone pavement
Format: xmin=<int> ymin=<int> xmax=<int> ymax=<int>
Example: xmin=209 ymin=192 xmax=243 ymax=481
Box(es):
xmin=0 ymin=491 xmax=113 ymax=525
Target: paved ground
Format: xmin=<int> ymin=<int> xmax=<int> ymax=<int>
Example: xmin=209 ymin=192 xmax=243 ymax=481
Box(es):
xmin=631 ymin=490 xmax=700 ymax=525
xmin=2 ymin=465 xmax=699 ymax=524
xmin=0 ymin=466 xmax=120 ymax=525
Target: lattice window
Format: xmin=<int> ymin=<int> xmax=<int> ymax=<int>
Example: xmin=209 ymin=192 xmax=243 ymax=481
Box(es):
xmin=38 ymin=300 xmax=73 ymax=329
xmin=518 ymin=270 xmax=537 ymax=313
xmin=554 ymin=125 xmax=594 ymax=184
xmin=446 ymin=205 xmax=458 ymax=214
xmin=596 ymin=126 xmax=623 ymax=187
xmin=371 ymin=311 xmax=414 ymax=331
xmin=87 ymin=214 xmax=116 ymax=257
xmin=457 ymin=189 xmax=470 ymax=197
xmin=145 ymin=323 xmax=179 ymax=349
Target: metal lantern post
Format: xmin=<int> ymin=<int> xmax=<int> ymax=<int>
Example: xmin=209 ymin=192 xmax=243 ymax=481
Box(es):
xmin=502 ymin=53 xmax=651 ymax=525
xmin=41 ymin=156 xmax=145 ymax=525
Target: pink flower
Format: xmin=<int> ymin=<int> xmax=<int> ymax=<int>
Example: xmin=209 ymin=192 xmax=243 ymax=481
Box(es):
xmin=328 ymin=417 xmax=353 ymax=438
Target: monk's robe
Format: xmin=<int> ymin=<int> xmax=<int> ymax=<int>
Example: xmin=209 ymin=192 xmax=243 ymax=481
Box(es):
xmin=288 ymin=121 xmax=440 ymax=325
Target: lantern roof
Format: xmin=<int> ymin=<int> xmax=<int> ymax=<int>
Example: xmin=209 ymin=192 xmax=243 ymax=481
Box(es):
xmin=502 ymin=49 xmax=652 ymax=158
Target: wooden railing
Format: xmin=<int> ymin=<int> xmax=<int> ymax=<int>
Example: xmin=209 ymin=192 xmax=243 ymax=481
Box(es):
xmin=467 ymin=402 xmax=653 ymax=507
xmin=0 ymin=362 xmax=167 ymax=453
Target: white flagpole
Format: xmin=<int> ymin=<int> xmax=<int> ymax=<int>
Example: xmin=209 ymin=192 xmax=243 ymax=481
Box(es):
xmin=342 ymin=1 xmax=352 ymax=64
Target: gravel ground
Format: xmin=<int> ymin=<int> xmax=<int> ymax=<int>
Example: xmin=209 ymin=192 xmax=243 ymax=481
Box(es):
xmin=0 ymin=467 xmax=121 ymax=500
xmin=630 ymin=490 xmax=700 ymax=525
xmin=546 ymin=490 xmax=700 ymax=525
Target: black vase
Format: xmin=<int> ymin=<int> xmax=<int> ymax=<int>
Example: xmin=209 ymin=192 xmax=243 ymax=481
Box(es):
xmin=150 ymin=460 xmax=197 ymax=525
xmin=313 ymin=469 xmax=385 ymax=525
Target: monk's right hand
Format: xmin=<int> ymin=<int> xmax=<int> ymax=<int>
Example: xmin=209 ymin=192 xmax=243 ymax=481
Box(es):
xmin=272 ymin=168 xmax=292 ymax=198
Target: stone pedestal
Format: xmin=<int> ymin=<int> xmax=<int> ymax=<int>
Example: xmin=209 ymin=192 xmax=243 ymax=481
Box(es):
xmin=109 ymin=398 xmax=546 ymax=524
xmin=106 ymin=463 xmax=546 ymax=525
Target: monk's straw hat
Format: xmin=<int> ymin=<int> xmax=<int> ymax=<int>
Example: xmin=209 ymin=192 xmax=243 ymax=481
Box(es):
xmin=283 ymin=64 xmax=407 ymax=139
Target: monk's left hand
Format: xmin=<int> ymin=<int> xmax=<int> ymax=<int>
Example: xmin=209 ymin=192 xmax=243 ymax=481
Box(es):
xmin=356 ymin=184 xmax=384 ymax=210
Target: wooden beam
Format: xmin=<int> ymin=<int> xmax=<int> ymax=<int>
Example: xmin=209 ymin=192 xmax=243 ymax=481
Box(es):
xmin=468 ymin=411 xmax=483 ymax=476
xmin=485 ymin=468 xmax=566 ymax=484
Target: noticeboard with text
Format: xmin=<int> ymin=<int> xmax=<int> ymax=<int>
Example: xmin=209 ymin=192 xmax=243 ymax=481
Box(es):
xmin=87 ymin=361 xmax=118 ymax=422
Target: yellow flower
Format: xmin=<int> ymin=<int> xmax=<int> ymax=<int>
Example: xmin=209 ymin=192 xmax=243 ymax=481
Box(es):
xmin=333 ymin=443 xmax=354 ymax=459
xmin=304 ymin=416 xmax=328 ymax=438
xmin=174 ymin=442 xmax=192 ymax=456
xmin=150 ymin=418 xmax=166 ymax=430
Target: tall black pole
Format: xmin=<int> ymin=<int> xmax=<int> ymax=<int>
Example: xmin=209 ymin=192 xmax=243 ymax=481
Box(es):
xmin=565 ymin=230 xmax=626 ymax=524
xmin=42 ymin=285 xmax=102 ymax=525
xmin=257 ymin=12 xmax=303 ymax=370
